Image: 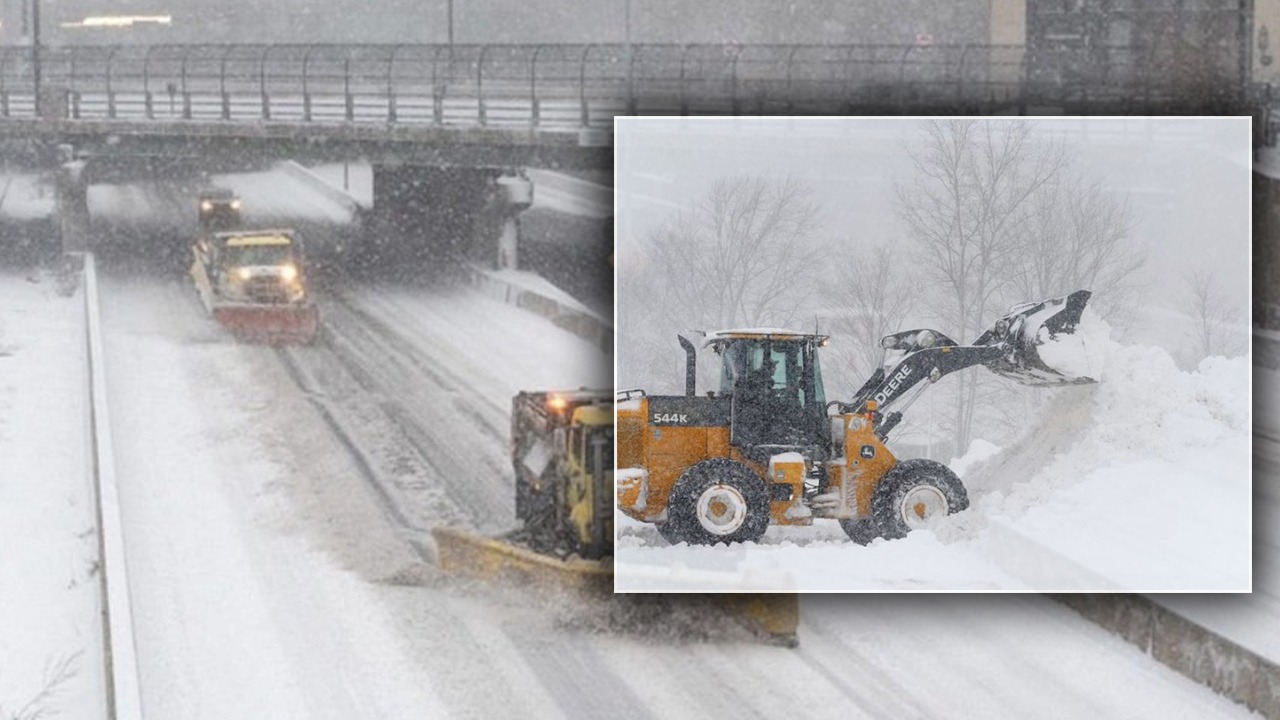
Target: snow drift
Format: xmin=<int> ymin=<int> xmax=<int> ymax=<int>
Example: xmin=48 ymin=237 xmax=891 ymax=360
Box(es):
xmin=948 ymin=309 xmax=1251 ymax=591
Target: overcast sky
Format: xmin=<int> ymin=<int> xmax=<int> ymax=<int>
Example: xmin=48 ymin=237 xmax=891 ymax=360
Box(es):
xmin=616 ymin=116 xmax=1251 ymax=347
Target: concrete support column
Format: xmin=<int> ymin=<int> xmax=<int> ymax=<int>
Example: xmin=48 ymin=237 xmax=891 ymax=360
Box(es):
xmin=367 ymin=165 xmax=530 ymax=275
xmin=495 ymin=173 xmax=533 ymax=271
xmin=55 ymin=155 xmax=91 ymax=253
xmin=1256 ymin=172 xmax=1280 ymax=328
xmin=988 ymin=0 xmax=1026 ymax=90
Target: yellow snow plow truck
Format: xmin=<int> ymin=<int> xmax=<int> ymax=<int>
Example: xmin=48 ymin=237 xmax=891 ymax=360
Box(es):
xmin=432 ymin=389 xmax=800 ymax=645
xmin=190 ymin=229 xmax=319 ymax=344
xmin=433 ymin=389 xmax=615 ymax=590
xmin=617 ymin=291 xmax=1094 ymax=546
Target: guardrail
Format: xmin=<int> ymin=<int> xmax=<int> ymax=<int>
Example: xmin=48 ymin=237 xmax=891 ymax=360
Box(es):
xmin=83 ymin=252 xmax=145 ymax=720
xmin=0 ymin=43 xmax=1250 ymax=129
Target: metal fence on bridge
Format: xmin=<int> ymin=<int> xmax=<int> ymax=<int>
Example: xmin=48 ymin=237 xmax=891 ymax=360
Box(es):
xmin=0 ymin=43 xmax=1250 ymax=129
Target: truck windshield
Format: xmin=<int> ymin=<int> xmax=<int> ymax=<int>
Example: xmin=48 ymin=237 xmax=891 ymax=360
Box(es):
xmin=224 ymin=244 xmax=294 ymax=267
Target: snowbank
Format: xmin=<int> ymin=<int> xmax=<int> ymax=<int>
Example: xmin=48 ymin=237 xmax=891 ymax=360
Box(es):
xmin=949 ymin=438 xmax=1002 ymax=479
xmin=938 ymin=311 xmax=1250 ymax=591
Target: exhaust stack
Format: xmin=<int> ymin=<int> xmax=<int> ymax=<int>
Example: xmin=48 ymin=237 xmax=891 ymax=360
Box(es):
xmin=678 ymin=335 xmax=697 ymax=397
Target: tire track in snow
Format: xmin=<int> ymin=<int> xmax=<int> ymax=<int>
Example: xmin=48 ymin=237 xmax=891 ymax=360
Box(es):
xmin=271 ymin=308 xmax=512 ymax=537
xmin=505 ymin=632 xmax=658 ymax=720
xmin=314 ymin=292 xmax=514 ymax=528
xmin=275 ymin=346 xmax=432 ymax=548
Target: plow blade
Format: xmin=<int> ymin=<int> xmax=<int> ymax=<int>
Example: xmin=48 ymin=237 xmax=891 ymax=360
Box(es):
xmin=214 ymin=304 xmax=318 ymax=345
xmin=978 ymin=290 xmax=1096 ymax=386
xmin=432 ymin=526 xmax=613 ymax=593
xmin=431 ymin=527 xmax=799 ymax=646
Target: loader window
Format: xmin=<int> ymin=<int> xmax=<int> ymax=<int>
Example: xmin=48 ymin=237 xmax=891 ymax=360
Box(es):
xmin=719 ymin=339 xmax=825 ymax=410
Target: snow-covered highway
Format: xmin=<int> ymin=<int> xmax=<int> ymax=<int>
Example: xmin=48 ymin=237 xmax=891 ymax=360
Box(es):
xmin=0 ymin=255 xmax=1262 ymax=719
xmin=0 ymin=161 xmax=1268 ymax=718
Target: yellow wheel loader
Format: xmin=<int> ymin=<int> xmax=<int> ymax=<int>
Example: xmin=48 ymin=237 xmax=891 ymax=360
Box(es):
xmin=617 ymin=291 xmax=1095 ymax=546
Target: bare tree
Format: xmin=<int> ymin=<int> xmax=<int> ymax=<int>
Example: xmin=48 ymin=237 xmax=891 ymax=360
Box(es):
xmin=618 ymin=175 xmax=824 ymax=391
xmin=1010 ymin=174 xmax=1145 ymax=332
xmin=648 ymin=175 xmax=822 ymax=330
xmin=1184 ymin=267 xmax=1247 ymax=362
xmin=896 ymin=119 xmax=1067 ymax=452
xmin=825 ymin=244 xmax=917 ymax=388
xmin=1 ymin=651 xmax=82 ymax=720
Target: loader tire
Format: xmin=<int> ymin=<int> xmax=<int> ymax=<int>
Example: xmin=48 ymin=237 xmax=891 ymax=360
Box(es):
xmin=661 ymin=459 xmax=770 ymax=546
xmin=871 ymin=459 xmax=968 ymax=541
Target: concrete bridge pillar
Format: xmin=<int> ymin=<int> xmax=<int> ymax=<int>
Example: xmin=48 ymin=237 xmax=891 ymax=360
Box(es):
xmin=495 ymin=174 xmax=533 ymax=271
xmin=366 ymin=165 xmax=531 ymax=274
xmin=55 ymin=157 xmax=91 ymax=253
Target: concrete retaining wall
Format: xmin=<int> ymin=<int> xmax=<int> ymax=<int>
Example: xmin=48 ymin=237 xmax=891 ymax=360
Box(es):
xmin=465 ymin=265 xmax=612 ymax=354
xmin=1052 ymin=595 xmax=1280 ymax=717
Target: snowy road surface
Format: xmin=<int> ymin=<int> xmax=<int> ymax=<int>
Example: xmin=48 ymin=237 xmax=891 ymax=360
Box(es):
xmin=0 ymin=264 xmax=1233 ymax=719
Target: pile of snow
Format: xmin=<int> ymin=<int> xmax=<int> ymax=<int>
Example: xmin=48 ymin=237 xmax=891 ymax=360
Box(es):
xmin=949 ymin=438 xmax=1002 ymax=479
xmin=1035 ymin=306 xmax=1115 ymax=381
xmin=944 ymin=309 xmax=1250 ymax=590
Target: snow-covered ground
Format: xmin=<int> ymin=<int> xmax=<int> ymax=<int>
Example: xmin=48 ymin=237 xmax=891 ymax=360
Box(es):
xmin=1150 ymin=361 xmax=1280 ymax=663
xmin=0 ymin=269 xmax=102 ymax=719
xmin=617 ymin=313 xmax=1251 ymax=593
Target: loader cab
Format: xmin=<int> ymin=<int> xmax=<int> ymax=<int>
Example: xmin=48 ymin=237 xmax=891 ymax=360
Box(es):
xmin=706 ymin=331 xmax=829 ymax=464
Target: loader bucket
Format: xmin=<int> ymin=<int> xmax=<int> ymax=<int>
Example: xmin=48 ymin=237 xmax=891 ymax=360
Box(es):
xmin=215 ymin=304 xmax=319 ymax=345
xmin=978 ymin=290 xmax=1096 ymax=386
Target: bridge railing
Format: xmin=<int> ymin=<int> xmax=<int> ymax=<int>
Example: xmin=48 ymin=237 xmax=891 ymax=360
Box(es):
xmin=0 ymin=42 xmax=1247 ymax=128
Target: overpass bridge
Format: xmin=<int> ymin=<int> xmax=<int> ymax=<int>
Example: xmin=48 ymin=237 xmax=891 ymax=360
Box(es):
xmin=0 ymin=41 xmax=1258 ymax=173
xmin=0 ymin=42 xmax=1259 ymax=269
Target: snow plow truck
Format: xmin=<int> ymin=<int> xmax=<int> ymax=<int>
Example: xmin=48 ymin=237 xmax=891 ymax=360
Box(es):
xmin=617 ymin=291 xmax=1094 ymax=546
xmin=190 ymin=228 xmax=319 ymax=344
xmin=432 ymin=389 xmax=800 ymax=645
xmin=433 ymin=389 xmax=614 ymax=590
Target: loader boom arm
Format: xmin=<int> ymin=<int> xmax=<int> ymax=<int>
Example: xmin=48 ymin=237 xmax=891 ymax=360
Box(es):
xmin=841 ymin=290 xmax=1094 ymax=439
xmin=849 ymin=342 xmax=1005 ymax=416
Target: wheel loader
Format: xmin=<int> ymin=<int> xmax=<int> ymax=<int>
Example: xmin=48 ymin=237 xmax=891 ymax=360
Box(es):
xmin=617 ymin=290 xmax=1094 ymax=546
xmin=432 ymin=388 xmax=800 ymax=645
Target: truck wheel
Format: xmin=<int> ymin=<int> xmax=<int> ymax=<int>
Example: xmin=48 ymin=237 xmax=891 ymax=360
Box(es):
xmin=871 ymin=459 xmax=969 ymax=540
xmin=662 ymin=459 xmax=770 ymax=546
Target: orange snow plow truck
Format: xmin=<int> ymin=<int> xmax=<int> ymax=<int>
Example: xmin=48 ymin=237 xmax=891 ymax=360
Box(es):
xmin=190 ymin=228 xmax=319 ymax=344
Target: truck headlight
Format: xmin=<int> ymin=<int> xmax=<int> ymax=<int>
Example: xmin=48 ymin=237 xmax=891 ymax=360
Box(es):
xmin=279 ymin=264 xmax=298 ymax=282
xmin=916 ymin=330 xmax=936 ymax=348
xmin=235 ymin=267 xmax=251 ymax=281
